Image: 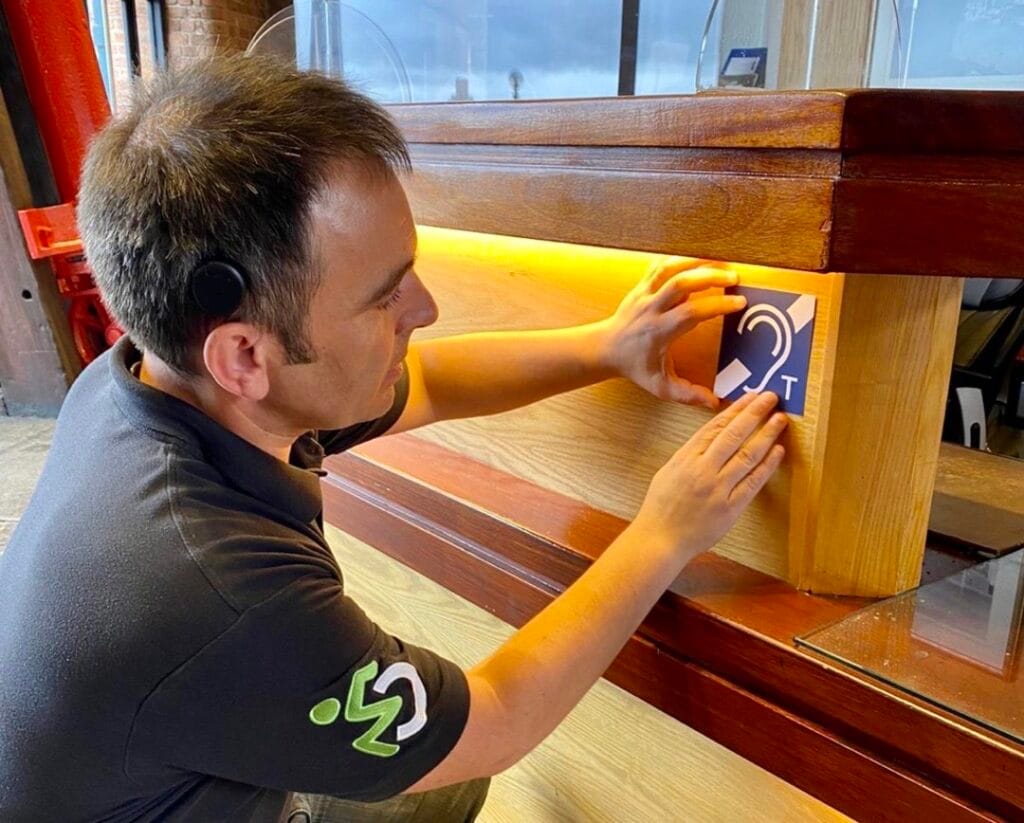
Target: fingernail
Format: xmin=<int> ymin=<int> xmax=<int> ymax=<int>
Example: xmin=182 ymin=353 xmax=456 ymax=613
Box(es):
xmin=732 ymin=296 xmax=747 ymax=307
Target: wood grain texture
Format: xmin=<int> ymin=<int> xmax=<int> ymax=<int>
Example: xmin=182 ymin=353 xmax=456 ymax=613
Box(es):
xmin=806 ymin=0 xmax=876 ymax=88
xmin=410 ymin=226 xmax=845 ymax=580
xmin=831 ymin=179 xmax=1024 ymax=278
xmin=409 ymin=228 xmax=960 ymax=595
xmin=841 ymin=90 xmax=1024 ymax=152
xmin=321 ymin=452 xmax=1023 ymax=821
xmin=409 ymin=143 xmax=842 ymax=177
xmin=776 ymin=0 xmax=815 ymax=89
xmin=792 ymin=275 xmax=964 ymax=595
xmin=931 ymin=444 xmax=1024 ymax=554
xmin=407 ymin=166 xmax=835 ymax=271
xmin=394 ymin=90 xmax=1024 ymax=153
xmin=391 ymin=93 xmax=848 ymax=149
xmin=391 ymin=90 xmax=1024 ymax=277
xmin=325 ymin=524 xmax=851 ymax=823
xmin=0 ymin=93 xmax=75 ymax=414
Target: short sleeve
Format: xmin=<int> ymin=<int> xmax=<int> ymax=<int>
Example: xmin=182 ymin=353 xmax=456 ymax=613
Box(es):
xmin=126 ymin=573 xmax=469 ymax=801
xmin=316 ymin=364 xmax=409 ymax=455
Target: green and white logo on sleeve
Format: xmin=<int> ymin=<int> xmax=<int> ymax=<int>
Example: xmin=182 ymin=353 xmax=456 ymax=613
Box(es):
xmin=308 ymin=660 xmax=428 ymax=758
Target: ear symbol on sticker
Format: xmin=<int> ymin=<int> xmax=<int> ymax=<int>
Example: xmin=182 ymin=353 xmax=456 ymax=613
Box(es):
xmin=714 ymin=291 xmax=816 ymax=414
xmin=737 ymin=304 xmax=792 ymax=392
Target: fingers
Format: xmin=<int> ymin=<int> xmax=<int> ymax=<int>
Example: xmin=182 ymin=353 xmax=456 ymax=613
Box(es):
xmin=643 ymin=257 xmax=720 ymax=293
xmin=667 ymin=380 xmax=719 ymax=410
xmin=650 ymin=269 xmax=740 ymax=311
xmin=703 ymin=392 xmax=780 ymax=471
xmin=660 ymin=294 xmax=747 ymax=331
xmin=687 ymin=391 xmax=761 ymax=454
xmin=729 ymin=444 xmax=786 ymax=508
xmin=720 ymin=412 xmax=789 ymax=484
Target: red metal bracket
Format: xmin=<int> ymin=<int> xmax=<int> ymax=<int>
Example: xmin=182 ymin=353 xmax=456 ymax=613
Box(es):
xmin=17 ymin=202 xmax=84 ymax=259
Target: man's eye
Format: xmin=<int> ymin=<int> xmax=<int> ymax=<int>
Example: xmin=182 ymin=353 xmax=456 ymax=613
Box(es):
xmin=379 ymin=287 xmax=402 ymax=310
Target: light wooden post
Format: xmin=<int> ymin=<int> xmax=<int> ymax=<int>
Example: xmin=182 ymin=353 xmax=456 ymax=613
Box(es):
xmin=789 ymin=273 xmax=963 ymax=594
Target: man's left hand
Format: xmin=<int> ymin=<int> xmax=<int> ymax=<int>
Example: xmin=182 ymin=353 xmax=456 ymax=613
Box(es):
xmin=596 ymin=258 xmax=747 ymax=410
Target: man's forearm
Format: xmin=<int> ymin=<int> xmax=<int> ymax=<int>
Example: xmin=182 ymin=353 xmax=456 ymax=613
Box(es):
xmin=408 ymin=520 xmax=685 ymax=790
xmin=469 ymin=520 xmax=683 ymax=773
xmin=411 ymin=322 xmax=618 ymax=424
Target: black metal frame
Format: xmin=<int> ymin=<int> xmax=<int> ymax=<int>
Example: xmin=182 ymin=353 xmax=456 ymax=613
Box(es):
xmin=617 ymin=0 xmax=640 ymax=96
xmin=120 ymin=0 xmax=141 ymax=77
xmin=147 ymin=0 xmax=167 ymax=71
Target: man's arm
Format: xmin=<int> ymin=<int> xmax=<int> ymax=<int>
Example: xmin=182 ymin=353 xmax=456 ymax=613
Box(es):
xmin=406 ymin=391 xmax=788 ymax=791
xmin=387 ymin=261 xmax=746 ymax=434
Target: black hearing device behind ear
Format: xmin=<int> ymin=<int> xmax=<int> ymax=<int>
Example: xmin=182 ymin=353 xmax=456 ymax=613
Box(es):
xmin=190 ymin=260 xmax=247 ymax=317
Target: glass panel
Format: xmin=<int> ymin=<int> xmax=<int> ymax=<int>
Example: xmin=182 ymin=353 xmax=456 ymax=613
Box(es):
xmin=250 ymin=2 xmax=825 ymax=101
xmin=692 ymin=0 xmax=788 ymax=92
xmin=798 ymin=550 xmax=1024 ymax=745
xmin=86 ymin=0 xmax=115 ymax=104
xmin=871 ymin=0 xmax=1024 ymax=90
xmin=633 ymin=0 xmax=710 ymax=94
xmin=257 ymin=1 xmax=622 ymax=103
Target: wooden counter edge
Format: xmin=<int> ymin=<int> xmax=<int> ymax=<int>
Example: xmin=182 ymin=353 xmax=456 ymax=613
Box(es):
xmin=321 ymin=436 xmax=1023 ymax=822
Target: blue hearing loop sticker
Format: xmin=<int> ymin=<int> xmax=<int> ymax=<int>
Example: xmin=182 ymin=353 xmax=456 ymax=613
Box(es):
xmin=714 ymin=286 xmax=816 ymax=416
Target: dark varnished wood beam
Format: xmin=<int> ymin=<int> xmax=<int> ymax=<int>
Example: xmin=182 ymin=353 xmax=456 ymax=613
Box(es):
xmin=391 ymin=93 xmax=848 ymax=149
xmin=388 ymin=90 xmax=1024 ymax=277
xmin=322 ymin=436 xmax=1024 ymax=822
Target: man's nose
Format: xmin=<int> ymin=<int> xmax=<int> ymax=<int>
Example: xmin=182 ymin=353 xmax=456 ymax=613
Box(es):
xmin=401 ymin=272 xmax=439 ymax=332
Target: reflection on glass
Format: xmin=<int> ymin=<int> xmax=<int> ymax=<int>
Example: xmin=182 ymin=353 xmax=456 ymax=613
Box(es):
xmin=633 ymin=1 xmax=710 ymax=95
xmin=250 ymin=1 xmax=622 ymax=103
xmin=798 ymin=550 xmax=1024 ymax=744
xmin=695 ymin=0 xmax=786 ymax=91
xmin=871 ymin=0 xmax=1024 ymax=89
xmin=86 ymin=0 xmax=115 ymax=105
xmin=912 ymin=552 xmax=1024 ymax=674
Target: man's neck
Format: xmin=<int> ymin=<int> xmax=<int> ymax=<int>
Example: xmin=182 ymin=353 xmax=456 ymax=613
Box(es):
xmin=138 ymin=352 xmax=297 ymax=464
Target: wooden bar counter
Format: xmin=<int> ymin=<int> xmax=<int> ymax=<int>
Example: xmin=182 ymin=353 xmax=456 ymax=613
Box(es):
xmin=322 ymin=91 xmax=1024 ymax=821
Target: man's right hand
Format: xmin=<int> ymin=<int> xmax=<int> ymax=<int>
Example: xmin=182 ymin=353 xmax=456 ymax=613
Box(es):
xmin=633 ymin=390 xmax=788 ymax=565
xmin=408 ymin=390 xmax=788 ymax=794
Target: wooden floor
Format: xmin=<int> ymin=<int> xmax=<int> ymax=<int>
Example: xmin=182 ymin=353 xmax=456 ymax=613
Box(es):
xmin=327 ymin=524 xmax=848 ymax=822
xmin=0 ymin=416 xmax=53 ymax=551
xmin=0 ymin=416 xmax=847 ymax=821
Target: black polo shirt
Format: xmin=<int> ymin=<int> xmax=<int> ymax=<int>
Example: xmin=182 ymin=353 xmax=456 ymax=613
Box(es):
xmin=0 ymin=337 xmax=469 ymax=822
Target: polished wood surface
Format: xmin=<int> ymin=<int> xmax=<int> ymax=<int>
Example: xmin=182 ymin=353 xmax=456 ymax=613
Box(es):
xmin=410 ymin=227 xmax=959 ymax=595
xmin=392 ymin=93 xmax=848 ymax=149
xmin=931 ymin=444 xmax=1024 ymax=555
xmin=794 ymin=274 xmax=964 ymax=593
xmin=410 ymin=228 xmax=823 ymax=580
xmin=408 ymin=163 xmax=835 ymax=272
xmin=323 ymin=438 xmax=1024 ymax=821
xmin=327 ymin=524 xmax=851 ymax=822
xmin=390 ymin=90 xmax=1024 ymax=277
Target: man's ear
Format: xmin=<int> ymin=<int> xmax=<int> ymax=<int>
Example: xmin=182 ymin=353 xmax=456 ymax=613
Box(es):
xmin=201 ymin=322 xmax=273 ymax=400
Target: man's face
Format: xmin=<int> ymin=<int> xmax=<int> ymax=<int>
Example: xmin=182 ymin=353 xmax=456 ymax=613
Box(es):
xmin=264 ymin=161 xmax=438 ymax=432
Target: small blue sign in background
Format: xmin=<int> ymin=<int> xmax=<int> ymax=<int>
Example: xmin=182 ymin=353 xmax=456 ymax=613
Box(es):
xmin=714 ymin=286 xmax=817 ymax=416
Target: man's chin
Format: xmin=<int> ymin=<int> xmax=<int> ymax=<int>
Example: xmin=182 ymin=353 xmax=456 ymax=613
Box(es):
xmin=337 ymin=386 xmax=394 ymax=430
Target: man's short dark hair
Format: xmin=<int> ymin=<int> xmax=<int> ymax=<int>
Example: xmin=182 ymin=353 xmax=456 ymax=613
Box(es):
xmin=79 ymin=53 xmax=410 ymax=375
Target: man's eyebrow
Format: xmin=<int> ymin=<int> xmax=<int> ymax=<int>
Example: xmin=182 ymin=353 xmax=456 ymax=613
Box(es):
xmin=364 ymin=257 xmax=415 ymax=307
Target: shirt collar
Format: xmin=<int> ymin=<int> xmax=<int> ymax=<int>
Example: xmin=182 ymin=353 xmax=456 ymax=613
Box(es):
xmin=109 ymin=337 xmax=325 ymax=525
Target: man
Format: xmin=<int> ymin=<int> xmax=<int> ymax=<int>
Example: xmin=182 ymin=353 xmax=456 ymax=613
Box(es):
xmin=0 ymin=55 xmax=787 ymax=822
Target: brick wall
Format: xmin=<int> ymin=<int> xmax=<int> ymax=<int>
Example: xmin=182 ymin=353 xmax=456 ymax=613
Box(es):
xmin=103 ymin=0 xmax=133 ymax=113
xmin=102 ymin=0 xmax=291 ymax=112
xmin=165 ymin=0 xmax=285 ymax=70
